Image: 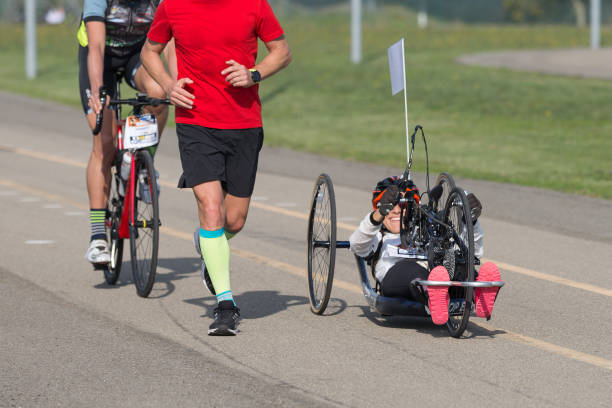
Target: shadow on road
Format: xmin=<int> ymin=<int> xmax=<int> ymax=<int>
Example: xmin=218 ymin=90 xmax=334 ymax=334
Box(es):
xmin=183 ymin=290 xmax=339 ymax=320
xmin=93 ymin=257 xmax=198 ymax=299
xmin=355 ymin=305 xmax=505 ymax=339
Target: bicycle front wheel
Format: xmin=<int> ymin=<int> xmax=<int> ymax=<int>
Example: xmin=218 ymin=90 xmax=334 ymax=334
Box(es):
xmin=129 ymin=149 xmax=159 ymax=298
xmin=432 ymin=172 xmax=456 ymax=213
xmin=104 ymin=173 xmax=124 ymax=285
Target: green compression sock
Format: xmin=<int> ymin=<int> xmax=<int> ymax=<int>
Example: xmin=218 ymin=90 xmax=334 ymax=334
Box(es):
xmin=199 ymin=228 xmax=233 ymax=304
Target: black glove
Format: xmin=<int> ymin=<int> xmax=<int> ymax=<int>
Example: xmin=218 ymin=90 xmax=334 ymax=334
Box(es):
xmin=378 ymin=185 xmax=399 ymax=216
xmin=467 ymin=192 xmax=482 ymax=224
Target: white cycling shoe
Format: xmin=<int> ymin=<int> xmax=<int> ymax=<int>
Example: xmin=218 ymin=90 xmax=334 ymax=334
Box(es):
xmin=85 ymin=239 xmax=111 ymax=264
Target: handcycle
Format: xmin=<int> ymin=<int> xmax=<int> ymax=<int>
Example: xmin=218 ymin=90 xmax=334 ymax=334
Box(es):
xmin=306 ymin=126 xmax=504 ymax=337
xmin=91 ymin=72 xmax=170 ymax=298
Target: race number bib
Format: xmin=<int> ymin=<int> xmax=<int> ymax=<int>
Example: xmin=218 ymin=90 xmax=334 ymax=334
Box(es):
xmin=385 ymin=244 xmax=427 ymax=260
xmin=123 ymin=114 xmax=159 ymax=149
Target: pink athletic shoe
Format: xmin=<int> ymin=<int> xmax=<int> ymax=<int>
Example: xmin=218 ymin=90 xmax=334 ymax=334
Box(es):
xmin=427 ymin=266 xmax=450 ymax=325
xmin=474 ymin=262 xmax=501 ymax=318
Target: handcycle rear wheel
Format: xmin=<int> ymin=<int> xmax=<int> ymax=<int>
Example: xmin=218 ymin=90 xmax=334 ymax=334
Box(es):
xmin=443 ymin=187 xmax=475 ymax=338
xmin=129 ymin=149 xmax=159 ymax=298
xmin=307 ymin=174 xmax=337 ymax=314
xmin=103 ymin=173 xmax=124 ymax=285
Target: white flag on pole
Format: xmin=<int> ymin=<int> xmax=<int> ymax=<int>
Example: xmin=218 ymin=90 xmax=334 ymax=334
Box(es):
xmin=388 ymin=38 xmax=405 ymax=95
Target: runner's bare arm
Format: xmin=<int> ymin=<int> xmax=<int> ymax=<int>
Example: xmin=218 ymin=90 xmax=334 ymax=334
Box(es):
xmin=222 ymin=35 xmax=292 ymax=88
xmin=141 ymin=39 xmax=194 ymax=109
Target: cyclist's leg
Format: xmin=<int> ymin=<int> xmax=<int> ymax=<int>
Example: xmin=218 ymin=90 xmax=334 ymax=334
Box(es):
xmin=129 ymin=54 xmax=169 ymax=136
xmin=380 ymin=260 xmax=429 ymax=303
xmin=79 ymin=45 xmax=118 ymax=262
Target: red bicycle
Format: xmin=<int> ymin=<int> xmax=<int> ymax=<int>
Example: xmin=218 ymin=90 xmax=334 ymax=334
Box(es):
xmin=93 ymin=82 xmax=170 ymax=297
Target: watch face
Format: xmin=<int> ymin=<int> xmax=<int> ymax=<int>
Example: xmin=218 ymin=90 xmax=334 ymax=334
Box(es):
xmin=251 ymin=70 xmax=261 ymax=83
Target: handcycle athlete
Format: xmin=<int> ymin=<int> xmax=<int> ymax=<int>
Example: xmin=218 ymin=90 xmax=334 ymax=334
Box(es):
xmin=79 ymin=0 xmax=176 ymax=265
xmin=307 ymin=126 xmax=504 ymax=337
xmin=349 ymin=176 xmax=502 ymax=325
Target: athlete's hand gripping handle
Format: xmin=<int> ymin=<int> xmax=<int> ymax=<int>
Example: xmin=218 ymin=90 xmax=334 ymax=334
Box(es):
xmin=92 ymin=86 xmax=107 ymax=135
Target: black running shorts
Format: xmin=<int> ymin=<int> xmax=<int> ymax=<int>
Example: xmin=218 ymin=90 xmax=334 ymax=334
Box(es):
xmin=176 ymin=124 xmax=264 ymax=198
xmin=78 ymin=45 xmax=142 ymax=115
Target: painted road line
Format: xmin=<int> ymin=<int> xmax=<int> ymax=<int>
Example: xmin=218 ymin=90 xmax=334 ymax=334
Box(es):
xmin=0 ymin=179 xmax=88 ymax=211
xmin=25 ymin=240 xmax=55 ymax=245
xmin=4 ymin=176 xmax=612 ymax=372
xmin=3 ymin=145 xmax=612 ymax=298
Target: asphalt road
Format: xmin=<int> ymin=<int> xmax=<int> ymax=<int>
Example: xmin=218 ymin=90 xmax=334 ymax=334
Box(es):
xmin=1 ymin=91 xmax=611 ymax=407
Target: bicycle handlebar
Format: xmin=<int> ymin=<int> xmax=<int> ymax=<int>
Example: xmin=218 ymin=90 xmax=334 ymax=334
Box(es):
xmin=91 ymin=86 xmax=171 ymax=135
xmin=92 ymin=87 xmax=108 ymax=135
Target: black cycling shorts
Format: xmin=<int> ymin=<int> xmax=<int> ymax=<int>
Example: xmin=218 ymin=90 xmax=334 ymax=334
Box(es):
xmin=176 ymin=124 xmax=264 ymax=198
xmin=381 ymin=260 xmax=429 ymax=303
xmin=78 ymin=45 xmax=142 ymax=115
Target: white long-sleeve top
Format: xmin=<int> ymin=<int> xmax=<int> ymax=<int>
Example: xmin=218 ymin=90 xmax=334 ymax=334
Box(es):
xmin=349 ymin=213 xmax=484 ymax=283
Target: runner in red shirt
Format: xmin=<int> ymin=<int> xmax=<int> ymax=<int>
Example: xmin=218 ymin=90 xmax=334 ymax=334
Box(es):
xmin=141 ymin=0 xmax=292 ymax=335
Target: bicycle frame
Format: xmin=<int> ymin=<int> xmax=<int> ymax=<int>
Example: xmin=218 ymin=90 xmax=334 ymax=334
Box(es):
xmin=98 ymin=75 xmax=162 ymax=241
xmin=111 ymin=77 xmax=136 ymax=241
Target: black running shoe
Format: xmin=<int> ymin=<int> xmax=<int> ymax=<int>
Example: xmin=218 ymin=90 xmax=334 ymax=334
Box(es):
xmin=208 ymin=300 xmax=240 ymax=336
xmin=193 ymin=229 xmax=216 ymax=295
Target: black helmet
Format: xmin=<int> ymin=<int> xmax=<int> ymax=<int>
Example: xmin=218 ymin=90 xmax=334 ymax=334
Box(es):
xmin=371 ymin=176 xmax=420 ymax=210
xmin=371 ymin=176 xmax=400 ymax=210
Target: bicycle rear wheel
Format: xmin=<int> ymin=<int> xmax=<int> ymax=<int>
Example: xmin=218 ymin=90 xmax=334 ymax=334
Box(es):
xmin=307 ymin=174 xmax=337 ymax=314
xmin=103 ymin=173 xmax=124 ymax=285
xmin=129 ymin=150 xmax=159 ymax=298
xmin=443 ymin=187 xmax=475 ymax=338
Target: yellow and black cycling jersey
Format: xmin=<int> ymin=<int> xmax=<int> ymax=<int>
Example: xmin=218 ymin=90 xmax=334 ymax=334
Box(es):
xmin=77 ymin=0 xmax=160 ymax=57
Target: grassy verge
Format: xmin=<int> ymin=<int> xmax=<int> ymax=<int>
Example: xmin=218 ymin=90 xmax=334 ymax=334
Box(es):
xmin=1 ymin=8 xmax=611 ymax=199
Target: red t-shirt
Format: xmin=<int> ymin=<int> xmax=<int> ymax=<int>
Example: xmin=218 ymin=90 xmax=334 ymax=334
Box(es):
xmin=147 ymin=0 xmax=284 ymax=129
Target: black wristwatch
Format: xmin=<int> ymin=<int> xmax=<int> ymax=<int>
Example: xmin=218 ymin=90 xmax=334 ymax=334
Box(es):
xmin=249 ymin=68 xmax=261 ymax=84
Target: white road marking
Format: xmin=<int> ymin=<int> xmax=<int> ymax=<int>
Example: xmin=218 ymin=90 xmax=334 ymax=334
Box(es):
xmin=20 ymin=197 xmax=40 ymax=202
xmin=43 ymin=203 xmax=63 ymax=209
xmin=25 ymin=240 xmax=55 ymax=245
xmin=251 ymin=196 xmax=269 ymax=201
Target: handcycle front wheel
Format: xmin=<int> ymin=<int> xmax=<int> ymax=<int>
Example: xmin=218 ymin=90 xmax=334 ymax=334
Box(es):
xmin=307 ymin=173 xmax=337 ymax=314
xmin=443 ymin=187 xmax=475 ymax=338
xmin=129 ymin=149 xmax=159 ymax=298
xmin=103 ymin=173 xmax=124 ymax=285
xmin=432 ymin=172 xmax=456 ymax=213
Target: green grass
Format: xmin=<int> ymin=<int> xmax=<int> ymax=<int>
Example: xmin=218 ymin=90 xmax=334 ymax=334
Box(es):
xmin=1 ymin=7 xmax=611 ymax=199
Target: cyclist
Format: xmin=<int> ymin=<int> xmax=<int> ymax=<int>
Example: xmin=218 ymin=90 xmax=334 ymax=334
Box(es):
xmin=349 ymin=176 xmax=502 ymax=325
xmin=141 ymin=0 xmax=292 ymax=335
xmin=79 ymin=0 xmax=176 ymax=264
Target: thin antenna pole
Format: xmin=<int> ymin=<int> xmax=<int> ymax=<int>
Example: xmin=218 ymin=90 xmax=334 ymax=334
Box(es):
xmin=401 ymin=38 xmax=410 ymax=174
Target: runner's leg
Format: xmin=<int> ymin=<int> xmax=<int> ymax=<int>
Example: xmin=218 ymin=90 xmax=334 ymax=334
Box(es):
xmin=193 ymin=180 xmax=234 ymax=305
